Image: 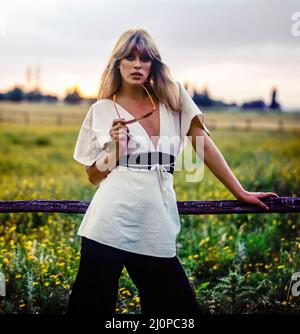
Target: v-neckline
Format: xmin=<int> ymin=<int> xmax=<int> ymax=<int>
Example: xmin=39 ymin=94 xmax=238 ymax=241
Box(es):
xmin=108 ymin=99 xmax=162 ymax=152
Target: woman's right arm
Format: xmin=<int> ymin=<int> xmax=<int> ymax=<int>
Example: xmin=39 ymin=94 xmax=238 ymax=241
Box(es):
xmin=85 ymin=146 xmax=120 ymax=185
xmin=85 ymin=118 xmax=129 ymax=186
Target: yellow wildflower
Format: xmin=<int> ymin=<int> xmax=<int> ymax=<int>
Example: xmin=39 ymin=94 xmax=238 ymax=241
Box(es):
xmin=56 ymin=262 xmax=65 ymax=267
xmin=199 ymin=236 xmax=210 ymax=246
xmin=8 ymin=226 xmax=16 ymax=233
xmin=50 ymin=274 xmax=59 ymax=279
xmin=26 ymin=240 xmax=33 ymax=248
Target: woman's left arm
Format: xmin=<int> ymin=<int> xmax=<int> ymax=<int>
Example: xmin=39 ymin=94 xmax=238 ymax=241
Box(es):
xmin=187 ymin=116 xmax=279 ymax=210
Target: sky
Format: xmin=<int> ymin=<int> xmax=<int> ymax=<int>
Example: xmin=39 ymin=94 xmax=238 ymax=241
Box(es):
xmin=0 ymin=0 xmax=300 ymax=109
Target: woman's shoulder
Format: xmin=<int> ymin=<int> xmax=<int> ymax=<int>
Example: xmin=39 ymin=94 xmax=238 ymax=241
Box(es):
xmin=91 ymin=98 xmax=113 ymax=110
xmin=86 ymin=99 xmax=115 ymax=123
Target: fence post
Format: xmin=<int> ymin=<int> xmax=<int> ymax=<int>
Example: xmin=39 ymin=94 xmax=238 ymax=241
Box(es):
xmin=245 ymin=118 xmax=251 ymax=131
xmin=56 ymin=113 xmax=63 ymax=125
xmin=278 ymin=119 xmax=284 ymax=132
xmin=24 ymin=111 xmax=30 ymax=125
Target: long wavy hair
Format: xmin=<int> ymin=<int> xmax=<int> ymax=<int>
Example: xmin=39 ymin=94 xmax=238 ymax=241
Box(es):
xmin=97 ymin=28 xmax=181 ymax=113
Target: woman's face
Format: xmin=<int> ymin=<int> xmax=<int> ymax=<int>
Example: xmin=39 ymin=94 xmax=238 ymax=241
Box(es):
xmin=119 ymin=48 xmax=152 ymax=86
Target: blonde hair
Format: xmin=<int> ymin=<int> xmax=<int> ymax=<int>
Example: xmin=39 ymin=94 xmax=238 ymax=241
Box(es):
xmin=97 ymin=28 xmax=181 ymax=113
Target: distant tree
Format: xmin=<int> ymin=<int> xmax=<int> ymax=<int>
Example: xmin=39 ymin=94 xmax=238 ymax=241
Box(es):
xmin=44 ymin=95 xmax=58 ymax=103
xmin=242 ymin=100 xmax=266 ymax=110
xmin=7 ymin=86 xmax=24 ymax=102
xmin=64 ymin=86 xmax=82 ymax=104
xmin=193 ymin=85 xmax=213 ymax=107
xmin=25 ymin=90 xmax=43 ymax=102
xmin=269 ymin=87 xmax=281 ymax=111
xmin=0 ymin=92 xmax=7 ymax=101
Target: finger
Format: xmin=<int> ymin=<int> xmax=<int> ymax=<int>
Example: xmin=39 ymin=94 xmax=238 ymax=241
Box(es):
xmin=111 ymin=128 xmax=127 ymax=137
xmin=259 ymin=192 xmax=279 ymax=198
xmin=110 ymin=130 xmax=122 ymax=137
xmin=116 ymin=127 xmax=127 ymax=134
xmin=111 ymin=124 xmax=125 ymax=131
xmin=112 ymin=118 xmax=126 ymax=126
xmin=112 ymin=118 xmax=125 ymax=123
xmin=267 ymin=192 xmax=279 ymax=198
xmin=256 ymin=199 xmax=269 ymax=210
xmin=112 ymin=125 xmax=129 ymax=133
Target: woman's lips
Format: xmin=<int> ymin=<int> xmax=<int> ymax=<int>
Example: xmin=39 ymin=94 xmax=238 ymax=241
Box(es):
xmin=131 ymin=74 xmax=143 ymax=79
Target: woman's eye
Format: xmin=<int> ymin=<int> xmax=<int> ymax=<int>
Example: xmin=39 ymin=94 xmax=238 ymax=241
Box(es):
xmin=140 ymin=56 xmax=151 ymax=62
xmin=125 ymin=55 xmax=151 ymax=62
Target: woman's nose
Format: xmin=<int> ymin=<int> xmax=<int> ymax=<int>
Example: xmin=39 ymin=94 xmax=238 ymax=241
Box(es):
xmin=134 ymin=58 xmax=142 ymax=68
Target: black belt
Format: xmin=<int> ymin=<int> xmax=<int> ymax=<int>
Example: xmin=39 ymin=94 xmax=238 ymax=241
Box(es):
xmin=116 ymin=152 xmax=176 ymax=174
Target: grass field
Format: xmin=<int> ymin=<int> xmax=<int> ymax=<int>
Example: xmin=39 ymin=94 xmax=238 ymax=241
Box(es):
xmin=0 ymin=104 xmax=300 ymax=314
xmin=1 ymin=101 xmax=300 ymax=130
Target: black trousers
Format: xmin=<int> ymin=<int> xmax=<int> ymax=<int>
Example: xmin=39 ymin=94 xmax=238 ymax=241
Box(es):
xmin=66 ymin=237 xmax=201 ymax=315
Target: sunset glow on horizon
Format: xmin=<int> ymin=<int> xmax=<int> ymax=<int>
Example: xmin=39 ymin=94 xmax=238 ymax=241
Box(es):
xmin=1 ymin=0 xmax=299 ymax=109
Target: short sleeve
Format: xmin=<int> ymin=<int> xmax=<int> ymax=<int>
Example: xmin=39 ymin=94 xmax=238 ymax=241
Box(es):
xmin=73 ymin=104 xmax=113 ymax=166
xmin=177 ymin=81 xmax=211 ymax=138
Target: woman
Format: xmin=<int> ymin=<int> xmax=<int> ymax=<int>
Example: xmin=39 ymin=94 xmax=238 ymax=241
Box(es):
xmin=67 ymin=28 xmax=279 ymax=315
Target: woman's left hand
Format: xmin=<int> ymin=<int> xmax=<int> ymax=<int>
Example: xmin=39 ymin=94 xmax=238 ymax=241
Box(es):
xmin=236 ymin=190 xmax=280 ymax=210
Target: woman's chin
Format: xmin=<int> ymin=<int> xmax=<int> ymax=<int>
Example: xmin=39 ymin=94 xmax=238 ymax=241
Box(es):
xmin=128 ymin=79 xmax=145 ymax=86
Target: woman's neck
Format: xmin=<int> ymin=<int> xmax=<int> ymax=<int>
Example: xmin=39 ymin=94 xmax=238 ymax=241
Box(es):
xmin=117 ymin=82 xmax=148 ymax=102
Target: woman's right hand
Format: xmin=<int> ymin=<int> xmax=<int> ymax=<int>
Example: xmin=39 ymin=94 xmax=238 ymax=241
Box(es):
xmin=109 ymin=118 xmax=130 ymax=154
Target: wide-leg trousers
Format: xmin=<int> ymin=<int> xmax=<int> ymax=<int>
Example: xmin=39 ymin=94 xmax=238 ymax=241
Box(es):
xmin=66 ymin=237 xmax=201 ymax=315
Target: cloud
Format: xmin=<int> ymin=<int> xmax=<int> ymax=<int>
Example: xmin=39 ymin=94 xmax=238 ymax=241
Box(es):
xmin=0 ymin=0 xmax=299 ymax=107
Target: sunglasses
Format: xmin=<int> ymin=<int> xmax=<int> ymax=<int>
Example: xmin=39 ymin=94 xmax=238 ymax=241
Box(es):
xmin=113 ymin=84 xmax=157 ymax=126
xmin=122 ymin=109 xmax=156 ymax=125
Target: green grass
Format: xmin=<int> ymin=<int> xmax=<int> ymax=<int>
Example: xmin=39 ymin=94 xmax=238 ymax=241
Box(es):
xmin=0 ymin=114 xmax=299 ymax=314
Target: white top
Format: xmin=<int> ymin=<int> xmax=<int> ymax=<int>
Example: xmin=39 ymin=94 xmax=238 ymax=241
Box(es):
xmin=73 ymin=81 xmax=211 ymax=258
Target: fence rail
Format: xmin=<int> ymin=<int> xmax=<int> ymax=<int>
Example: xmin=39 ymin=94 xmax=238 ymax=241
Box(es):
xmin=1 ymin=110 xmax=300 ymax=131
xmin=0 ymin=197 xmax=299 ymax=215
